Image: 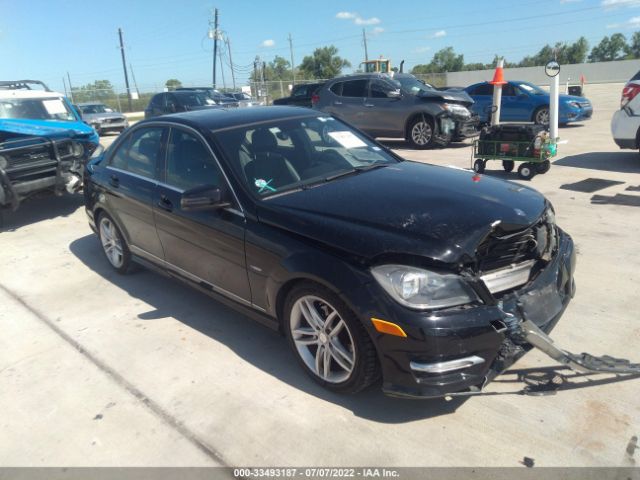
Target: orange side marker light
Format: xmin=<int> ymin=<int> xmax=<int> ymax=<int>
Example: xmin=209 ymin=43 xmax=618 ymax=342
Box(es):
xmin=371 ymin=318 xmax=407 ymax=338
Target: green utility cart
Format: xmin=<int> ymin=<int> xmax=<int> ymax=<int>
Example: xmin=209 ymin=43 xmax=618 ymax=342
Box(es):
xmin=471 ymin=129 xmax=558 ymax=180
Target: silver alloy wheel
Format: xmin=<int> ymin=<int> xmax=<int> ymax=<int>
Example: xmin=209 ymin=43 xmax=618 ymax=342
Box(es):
xmin=410 ymin=120 xmax=432 ymax=146
xmin=535 ymin=108 xmax=550 ymax=125
xmin=99 ymin=217 xmax=124 ymax=268
xmin=290 ymin=295 xmax=356 ymax=383
xmin=520 ymin=166 xmax=531 ymax=177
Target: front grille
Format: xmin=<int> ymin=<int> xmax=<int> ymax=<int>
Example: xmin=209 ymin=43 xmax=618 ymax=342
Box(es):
xmin=477 ymin=217 xmax=556 ymax=273
xmin=1 ymin=138 xmax=76 ymax=182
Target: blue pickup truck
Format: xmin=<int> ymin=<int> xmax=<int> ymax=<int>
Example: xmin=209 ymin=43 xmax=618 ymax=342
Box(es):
xmin=0 ymin=80 xmax=99 ymax=211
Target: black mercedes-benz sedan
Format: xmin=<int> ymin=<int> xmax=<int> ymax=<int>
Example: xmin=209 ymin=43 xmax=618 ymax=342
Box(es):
xmin=83 ymin=106 xmax=576 ymax=399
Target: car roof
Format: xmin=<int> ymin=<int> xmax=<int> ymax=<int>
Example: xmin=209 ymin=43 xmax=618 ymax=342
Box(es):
xmin=139 ymin=106 xmax=317 ymax=132
xmin=0 ymin=89 xmax=65 ymax=100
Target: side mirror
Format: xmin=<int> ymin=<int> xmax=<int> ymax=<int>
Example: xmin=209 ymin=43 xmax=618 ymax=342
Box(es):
xmin=180 ymin=185 xmax=230 ymax=211
xmin=517 ymin=93 xmax=528 ymax=99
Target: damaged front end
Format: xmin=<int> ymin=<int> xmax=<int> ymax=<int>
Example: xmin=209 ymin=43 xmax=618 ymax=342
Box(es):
xmin=376 ymin=208 xmax=639 ymax=399
xmin=0 ymin=133 xmax=87 ymax=211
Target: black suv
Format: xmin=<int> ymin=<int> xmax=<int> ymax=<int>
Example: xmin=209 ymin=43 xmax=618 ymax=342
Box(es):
xmin=144 ymin=91 xmax=224 ymax=119
xmin=273 ymin=82 xmax=325 ymax=108
xmin=84 ymin=107 xmax=575 ymax=398
xmin=314 ymin=73 xmax=479 ymax=149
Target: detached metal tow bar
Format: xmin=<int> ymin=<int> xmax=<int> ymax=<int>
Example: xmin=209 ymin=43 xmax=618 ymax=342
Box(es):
xmin=519 ymin=320 xmax=640 ymax=374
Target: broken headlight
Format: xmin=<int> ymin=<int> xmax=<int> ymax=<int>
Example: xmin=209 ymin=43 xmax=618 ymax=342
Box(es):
xmin=71 ymin=141 xmax=84 ymax=158
xmin=443 ymin=103 xmax=471 ymax=118
xmin=371 ymin=265 xmax=478 ymax=310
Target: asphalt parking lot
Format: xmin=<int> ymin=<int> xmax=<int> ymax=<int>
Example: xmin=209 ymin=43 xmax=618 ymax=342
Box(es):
xmin=1 ymin=83 xmax=639 ymax=467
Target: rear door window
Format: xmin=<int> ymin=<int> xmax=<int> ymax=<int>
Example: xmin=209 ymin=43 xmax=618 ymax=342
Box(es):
xmin=341 ymin=80 xmax=367 ymax=98
xmin=329 ymin=82 xmax=343 ymax=96
xmin=472 ymin=84 xmax=494 ymax=95
xmin=631 ymin=70 xmax=640 ymax=82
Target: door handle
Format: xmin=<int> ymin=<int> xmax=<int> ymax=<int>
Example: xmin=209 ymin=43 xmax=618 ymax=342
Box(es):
xmin=364 ymin=103 xmax=374 ymax=107
xmin=109 ymin=174 xmax=119 ymax=187
xmin=333 ymin=101 xmax=343 ymax=105
xmin=157 ymin=195 xmax=173 ymax=212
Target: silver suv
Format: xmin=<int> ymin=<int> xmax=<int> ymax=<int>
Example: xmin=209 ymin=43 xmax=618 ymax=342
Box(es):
xmin=313 ymin=73 xmax=478 ymax=149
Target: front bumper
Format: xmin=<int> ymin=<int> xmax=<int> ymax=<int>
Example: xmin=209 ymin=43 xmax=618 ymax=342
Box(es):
xmin=561 ymin=106 xmax=592 ymax=123
xmin=352 ymin=229 xmax=576 ymax=399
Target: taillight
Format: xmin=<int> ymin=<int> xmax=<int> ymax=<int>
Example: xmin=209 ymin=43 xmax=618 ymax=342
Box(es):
xmin=311 ymin=94 xmax=319 ymax=106
xmin=621 ymin=83 xmax=640 ymax=108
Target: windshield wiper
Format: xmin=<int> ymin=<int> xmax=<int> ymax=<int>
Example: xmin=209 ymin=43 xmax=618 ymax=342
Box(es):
xmin=324 ymin=163 xmax=389 ymax=182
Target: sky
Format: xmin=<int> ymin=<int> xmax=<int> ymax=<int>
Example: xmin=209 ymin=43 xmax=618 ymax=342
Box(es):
xmin=1 ymin=0 xmax=639 ymax=94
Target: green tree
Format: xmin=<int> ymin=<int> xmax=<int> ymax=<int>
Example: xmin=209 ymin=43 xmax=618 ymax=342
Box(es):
xmin=588 ymin=33 xmax=629 ymax=62
xmin=165 ymin=78 xmax=182 ymax=90
xmin=565 ymin=36 xmax=589 ymax=64
xmin=71 ymin=80 xmax=115 ymax=102
xmin=298 ymin=46 xmax=351 ymax=79
xmin=411 ymin=47 xmax=465 ymax=74
xmin=628 ymin=32 xmax=640 ymax=59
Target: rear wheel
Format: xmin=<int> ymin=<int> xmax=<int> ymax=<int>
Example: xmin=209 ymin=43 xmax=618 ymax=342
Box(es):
xmin=502 ymin=160 xmax=514 ymax=172
xmin=536 ymin=160 xmax=551 ymax=174
xmin=407 ymin=116 xmax=434 ymax=149
xmin=98 ymin=213 xmax=132 ymax=274
xmin=284 ymin=283 xmax=379 ymax=393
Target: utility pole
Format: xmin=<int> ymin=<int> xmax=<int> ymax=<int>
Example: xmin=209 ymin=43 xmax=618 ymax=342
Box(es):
xmin=209 ymin=8 xmax=219 ymax=89
xmin=66 ymin=72 xmax=74 ymax=103
xmin=362 ymin=28 xmax=369 ymax=62
xmin=118 ymin=28 xmax=132 ymax=111
xmin=225 ymin=36 xmax=236 ymax=90
xmin=218 ymin=48 xmax=227 ymax=90
xmin=288 ymin=33 xmax=296 ymax=86
xmin=129 ymin=63 xmax=140 ymax=97
xmin=254 ymin=56 xmax=260 ymax=99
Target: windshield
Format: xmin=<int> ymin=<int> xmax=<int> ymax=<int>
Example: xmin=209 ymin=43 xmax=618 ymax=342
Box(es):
xmin=178 ymin=92 xmax=216 ymax=106
xmin=516 ymin=82 xmax=546 ymax=95
xmin=396 ymin=76 xmax=433 ymax=95
xmin=80 ymin=104 xmax=109 ymax=114
xmin=0 ymin=97 xmax=77 ymax=121
xmin=213 ymin=116 xmax=400 ymax=198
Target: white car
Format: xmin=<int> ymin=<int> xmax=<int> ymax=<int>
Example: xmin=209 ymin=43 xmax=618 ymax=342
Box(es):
xmin=611 ymin=70 xmax=640 ymax=154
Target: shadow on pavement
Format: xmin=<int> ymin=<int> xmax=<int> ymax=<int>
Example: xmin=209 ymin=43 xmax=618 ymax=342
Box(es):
xmin=379 ymin=139 xmax=472 ymax=151
xmin=70 ymin=234 xmax=640 ymax=422
xmin=69 ymin=234 xmax=469 ymax=423
xmin=554 ymin=151 xmax=640 ymax=174
xmin=0 ymin=194 xmax=84 ymax=232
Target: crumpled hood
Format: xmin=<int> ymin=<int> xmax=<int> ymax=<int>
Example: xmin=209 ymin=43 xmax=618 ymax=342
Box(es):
xmin=416 ymin=89 xmax=474 ymax=107
xmin=257 ymin=161 xmax=547 ymax=265
xmin=0 ymin=118 xmax=96 ymax=140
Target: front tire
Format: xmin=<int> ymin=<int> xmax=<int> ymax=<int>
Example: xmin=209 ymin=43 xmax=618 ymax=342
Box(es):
xmin=518 ymin=163 xmax=536 ymax=180
xmin=284 ymin=283 xmax=379 ymax=393
xmin=502 ymin=160 xmax=514 ymax=172
xmin=407 ymin=116 xmax=434 ymax=149
xmin=473 ymin=159 xmax=486 ymax=173
xmin=533 ymin=107 xmax=550 ymax=125
xmin=98 ymin=213 xmax=132 ymax=274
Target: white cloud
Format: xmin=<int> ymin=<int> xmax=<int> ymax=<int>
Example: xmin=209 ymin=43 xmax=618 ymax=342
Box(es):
xmin=414 ymin=46 xmax=432 ymax=53
xmin=336 ymin=11 xmax=381 ymax=26
xmin=602 ymin=0 xmax=640 ymax=7
xmin=354 ymin=16 xmax=381 ymax=25
xmin=260 ymin=39 xmax=275 ymax=47
xmin=431 ymin=30 xmax=446 ymax=38
xmin=336 ymin=11 xmax=356 ymax=19
xmin=371 ymin=27 xmax=385 ymax=35
xmin=607 ymin=15 xmax=640 ymax=27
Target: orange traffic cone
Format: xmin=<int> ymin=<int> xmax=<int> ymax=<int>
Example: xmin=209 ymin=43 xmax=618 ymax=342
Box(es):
xmin=489 ymin=64 xmax=507 ymax=86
